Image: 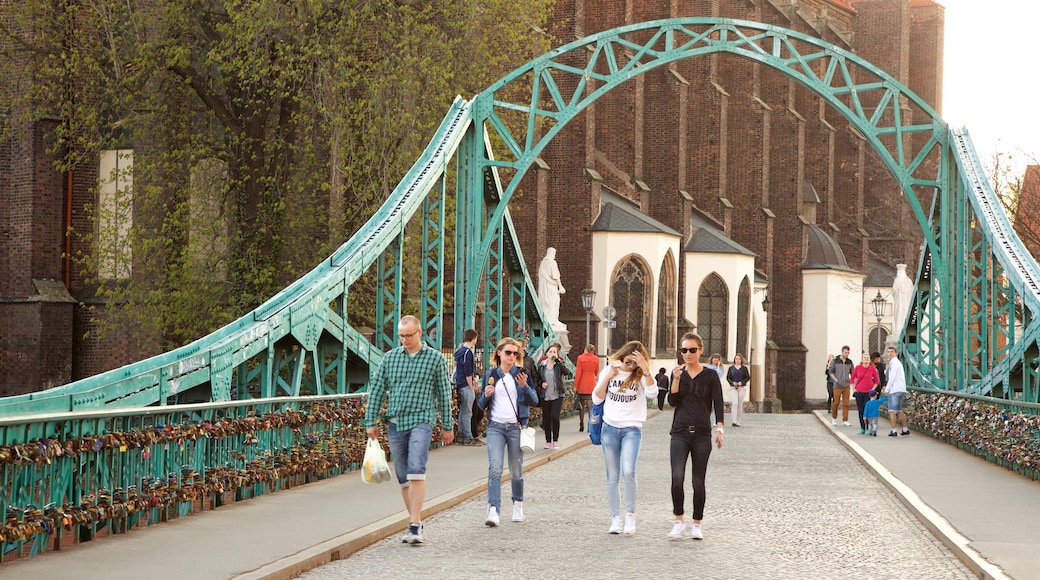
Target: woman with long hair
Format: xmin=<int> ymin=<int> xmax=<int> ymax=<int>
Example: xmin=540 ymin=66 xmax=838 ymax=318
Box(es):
xmin=667 ymin=333 xmax=724 ymax=541
xmin=592 ymin=340 xmax=658 ymax=534
xmin=726 ymin=353 xmax=750 ymax=427
xmin=476 ymin=337 xmax=540 ymax=526
xmin=537 ymin=343 xmax=566 ymax=448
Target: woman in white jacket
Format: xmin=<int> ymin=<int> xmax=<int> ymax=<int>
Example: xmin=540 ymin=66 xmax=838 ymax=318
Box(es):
xmin=592 ymin=340 xmax=658 ymax=535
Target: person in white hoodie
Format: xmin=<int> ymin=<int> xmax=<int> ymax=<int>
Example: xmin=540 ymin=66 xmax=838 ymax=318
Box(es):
xmin=592 ymin=340 xmax=658 ymax=535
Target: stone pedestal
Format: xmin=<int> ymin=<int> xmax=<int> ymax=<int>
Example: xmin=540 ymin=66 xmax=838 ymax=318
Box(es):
xmin=552 ymin=328 xmax=571 ymax=356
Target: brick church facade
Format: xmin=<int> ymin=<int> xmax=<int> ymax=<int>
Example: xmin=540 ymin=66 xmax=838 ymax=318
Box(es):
xmin=1 ymin=0 xmax=944 ymax=407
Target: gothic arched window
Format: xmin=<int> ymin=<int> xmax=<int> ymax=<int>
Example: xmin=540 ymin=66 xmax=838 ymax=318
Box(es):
xmin=698 ymin=273 xmax=729 ymax=359
xmin=655 ymin=252 xmax=677 ymax=357
xmin=611 ymin=256 xmax=651 ymax=351
xmin=736 ymin=277 xmax=750 ymax=357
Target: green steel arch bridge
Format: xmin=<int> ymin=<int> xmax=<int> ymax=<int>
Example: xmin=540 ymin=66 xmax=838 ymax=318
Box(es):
xmin=3 ymin=18 xmax=1039 ymax=560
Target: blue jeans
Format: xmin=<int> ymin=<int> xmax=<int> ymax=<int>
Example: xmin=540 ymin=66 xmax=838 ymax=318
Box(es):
xmin=387 ymin=422 xmax=432 ymax=486
xmin=601 ymin=423 xmax=642 ymax=517
xmin=486 ymin=420 xmax=524 ymax=510
xmin=457 ymin=387 xmax=474 ymax=441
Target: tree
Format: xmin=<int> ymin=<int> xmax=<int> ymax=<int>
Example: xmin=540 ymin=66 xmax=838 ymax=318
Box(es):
xmin=1 ymin=0 xmax=552 ymax=355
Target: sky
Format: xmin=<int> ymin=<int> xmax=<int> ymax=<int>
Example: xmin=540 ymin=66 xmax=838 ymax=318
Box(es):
xmin=940 ymin=0 xmax=1039 ymax=175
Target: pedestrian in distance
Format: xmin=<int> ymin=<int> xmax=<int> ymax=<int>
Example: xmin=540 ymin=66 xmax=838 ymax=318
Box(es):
xmin=654 ymin=367 xmax=670 ymax=411
xmin=364 ymin=315 xmax=454 ymax=545
xmin=829 ymin=346 xmax=855 ymax=426
xmin=667 ymin=333 xmax=725 ymax=541
xmin=883 ymin=346 xmax=910 ymax=437
xmin=592 ymin=340 xmax=658 ymax=535
xmin=573 ymin=344 xmax=600 ymax=431
xmin=453 ymin=328 xmax=481 ymax=446
xmin=726 ymin=353 xmax=750 ymax=427
xmin=477 ymin=337 xmax=539 ymax=526
xmin=850 ymin=353 xmax=880 ymax=434
xmin=871 ymin=351 xmax=887 ymax=399
xmin=707 ymin=353 xmax=725 ymax=381
xmin=537 ymin=343 xmax=567 ymax=449
xmin=863 ymin=394 xmax=888 ymax=436
xmin=825 ymin=354 xmax=835 ymax=409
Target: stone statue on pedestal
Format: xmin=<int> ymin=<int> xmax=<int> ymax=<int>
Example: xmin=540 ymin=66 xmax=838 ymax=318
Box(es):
xmin=892 ymin=263 xmax=913 ymax=339
xmin=538 ymin=247 xmax=567 ymax=332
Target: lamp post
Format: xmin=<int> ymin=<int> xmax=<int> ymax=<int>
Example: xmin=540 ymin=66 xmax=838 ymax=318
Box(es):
xmin=872 ymin=290 xmax=886 ymax=355
xmin=581 ymin=289 xmax=596 ymax=350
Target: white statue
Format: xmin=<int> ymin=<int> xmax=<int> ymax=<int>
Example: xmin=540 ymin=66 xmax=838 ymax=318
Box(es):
xmin=891 ymin=263 xmax=913 ymax=339
xmin=538 ymin=247 xmax=567 ymax=331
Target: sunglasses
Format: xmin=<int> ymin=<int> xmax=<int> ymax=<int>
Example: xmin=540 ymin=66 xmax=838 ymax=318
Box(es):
xmin=680 ymin=347 xmax=700 ymax=354
xmin=623 ymin=360 xmax=637 ymax=366
xmin=501 ymin=349 xmax=519 ymax=356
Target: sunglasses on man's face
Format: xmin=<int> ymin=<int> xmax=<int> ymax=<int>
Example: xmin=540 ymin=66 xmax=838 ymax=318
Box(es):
xmin=680 ymin=347 xmax=700 ymax=354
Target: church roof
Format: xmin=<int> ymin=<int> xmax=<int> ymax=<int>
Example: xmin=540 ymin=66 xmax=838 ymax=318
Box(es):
xmin=683 ymin=208 xmax=757 ymax=257
xmin=864 ymin=257 xmax=896 ymax=287
xmin=802 ymin=224 xmax=857 ymax=271
xmin=590 ymin=199 xmax=681 ymax=237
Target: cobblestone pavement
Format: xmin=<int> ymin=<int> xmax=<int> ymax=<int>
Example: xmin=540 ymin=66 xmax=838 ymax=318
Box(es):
xmin=299 ymin=412 xmax=972 ymax=579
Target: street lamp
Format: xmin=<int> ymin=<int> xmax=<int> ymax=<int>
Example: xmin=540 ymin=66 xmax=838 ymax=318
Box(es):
xmin=581 ymin=289 xmax=596 ymax=351
xmin=872 ymin=290 xmax=886 ymax=355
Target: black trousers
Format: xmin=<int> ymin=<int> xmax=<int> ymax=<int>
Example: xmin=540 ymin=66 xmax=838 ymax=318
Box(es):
xmin=669 ymin=433 xmax=713 ymax=520
xmin=542 ymin=398 xmax=563 ymax=442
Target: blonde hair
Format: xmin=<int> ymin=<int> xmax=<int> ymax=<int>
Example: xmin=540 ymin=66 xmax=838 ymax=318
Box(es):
xmin=492 ymin=337 xmax=522 ymax=367
xmin=608 ymin=340 xmax=650 ymax=391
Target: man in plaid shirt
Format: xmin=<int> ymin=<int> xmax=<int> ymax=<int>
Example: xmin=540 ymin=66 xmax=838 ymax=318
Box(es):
xmin=365 ymin=315 xmax=454 ymax=544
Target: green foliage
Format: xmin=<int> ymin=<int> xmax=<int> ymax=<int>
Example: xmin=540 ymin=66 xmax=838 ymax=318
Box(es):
xmin=0 ymin=0 xmax=552 ymax=354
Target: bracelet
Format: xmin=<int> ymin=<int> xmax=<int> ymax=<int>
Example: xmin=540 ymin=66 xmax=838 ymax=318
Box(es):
xmin=716 ymin=427 xmax=724 ymax=434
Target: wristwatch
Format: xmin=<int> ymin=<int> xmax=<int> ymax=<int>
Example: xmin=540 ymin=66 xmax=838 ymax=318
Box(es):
xmin=716 ymin=427 xmax=724 ymax=434
xmin=644 ymin=370 xmax=653 ymax=377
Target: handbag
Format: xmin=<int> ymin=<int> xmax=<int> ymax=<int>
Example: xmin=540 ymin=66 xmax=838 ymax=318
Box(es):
xmin=520 ymin=426 xmax=537 ymax=453
xmin=362 ymin=438 xmax=392 ymax=484
xmin=588 ymin=401 xmax=605 ymax=445
xmin=505 ymin=373 xmax=537 ymax=453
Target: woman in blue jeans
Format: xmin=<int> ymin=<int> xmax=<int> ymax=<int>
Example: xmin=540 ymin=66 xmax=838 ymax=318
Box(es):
xmin=477 ymin=337 xmax=539 ymax=527
xmin=667 ymin=332 xmax=725 ymax=541
xmin=592 ymin=340 xmax=658 ymax=535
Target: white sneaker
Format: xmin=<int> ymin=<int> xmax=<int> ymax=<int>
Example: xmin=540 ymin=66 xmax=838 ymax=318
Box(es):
xmin=690 ymin=524 xmax=703 ymax=540
xmin=668 ymin=520 xmax=686 ymax=539
xmin=831 ymin=418 xmax=837 ymax=426
xmin=842 ymin=421 xmax=852 ymax=427
xmin=512 ymin=501 xmax=524 ymax=522
xmin=623 ymin=513 xmax=636 ymax=534
xmin=485 ymin=506 xmax=500 ymax=527
xmin=608 ymin=515 xmax=622 ymax=534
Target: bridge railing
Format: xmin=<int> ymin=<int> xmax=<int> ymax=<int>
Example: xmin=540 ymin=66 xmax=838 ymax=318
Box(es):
xmin=0 ymin=394 xmax=373 ymax=561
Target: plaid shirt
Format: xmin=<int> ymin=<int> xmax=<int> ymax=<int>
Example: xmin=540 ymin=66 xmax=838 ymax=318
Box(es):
xmin=364 ymin=344 xmax=453 ymax=432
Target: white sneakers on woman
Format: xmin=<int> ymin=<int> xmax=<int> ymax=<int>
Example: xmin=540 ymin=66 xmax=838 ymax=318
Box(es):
xmin=485 ymin=506 xmax=500 ymax=527
xmin=608 ymin=515 xmax=623 ymax=534
xmin=668 ymin=520 xmax=686 ymax=539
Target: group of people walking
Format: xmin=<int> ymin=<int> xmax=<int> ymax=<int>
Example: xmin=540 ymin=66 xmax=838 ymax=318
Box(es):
xmin=362 ymin=316 xmax=729 ymax=544
xmin=827 ymin=345 xmax=909 ymax=437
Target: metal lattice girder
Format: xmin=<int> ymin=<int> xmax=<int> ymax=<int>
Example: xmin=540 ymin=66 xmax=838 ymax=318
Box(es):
xmin=420 ymin=176 xmax=446 ymax=347
xmin=375 ymin=233 xmax=403 ymax=352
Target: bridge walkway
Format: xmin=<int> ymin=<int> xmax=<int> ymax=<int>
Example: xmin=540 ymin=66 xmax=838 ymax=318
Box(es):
xmin=3 ymin=411 xmax=1036 ymax=579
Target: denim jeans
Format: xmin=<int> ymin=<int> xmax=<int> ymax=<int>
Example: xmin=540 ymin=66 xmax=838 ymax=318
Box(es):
xmin=853 ymin=390 xmax=871 ymax=431
xmin=670 ymin=432 xmax=712 ymax=520
xmin=387 ymin=422 xmax=432 ymax=486
xmin=457 ymin=387 xmax=474 ymax=441
xmin=486 ymin=420 xmax=524 ymax=510
xmin=601 ymin=423 xmax=642 ymax=517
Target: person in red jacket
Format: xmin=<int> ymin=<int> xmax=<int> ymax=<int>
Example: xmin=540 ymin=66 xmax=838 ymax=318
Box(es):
xmin=573 ymin=344 xmax=600 ymax=432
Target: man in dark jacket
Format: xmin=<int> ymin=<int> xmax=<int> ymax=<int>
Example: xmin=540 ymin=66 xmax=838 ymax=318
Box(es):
xmin=453 ymin=329 xmax=480 ymax=445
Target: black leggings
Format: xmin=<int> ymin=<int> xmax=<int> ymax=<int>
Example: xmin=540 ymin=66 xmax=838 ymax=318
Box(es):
xmin=670 ymin=433 xmax=713 ymax=520
xmin=542 ymin=398 xmax=563 ymax=442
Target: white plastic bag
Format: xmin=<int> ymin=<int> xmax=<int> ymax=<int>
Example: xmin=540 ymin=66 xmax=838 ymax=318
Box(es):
xmin=362 ymin=438 xmax=392 ymax=484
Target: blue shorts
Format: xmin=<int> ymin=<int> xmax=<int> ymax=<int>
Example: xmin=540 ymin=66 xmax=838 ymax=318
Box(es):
xmin=388 ymin=422 xmax=432 ymax=486
xmin=887 ymin=392 xmax=906 ymax=412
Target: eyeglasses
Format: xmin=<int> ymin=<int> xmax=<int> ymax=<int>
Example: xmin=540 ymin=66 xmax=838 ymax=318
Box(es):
xmin=398 ymin=330 xmax=420 ymax=339
xmin=680 ymin=347 xmax=700 ymax=354
xmin=501 ymin=349 xmax=519 ymax=356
